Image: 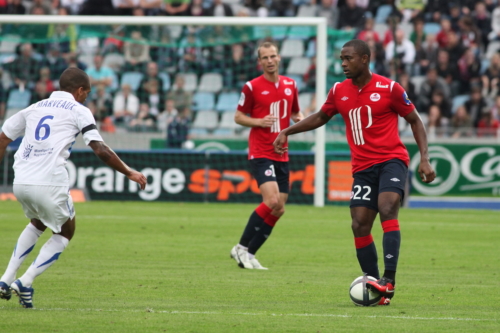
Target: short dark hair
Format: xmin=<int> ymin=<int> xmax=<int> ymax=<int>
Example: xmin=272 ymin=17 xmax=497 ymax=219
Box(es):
xmin=257 ymin=41 xmax=279 ymax=58
xmin=59 ymin=67 xmax=90 ymax=93
xmin=343 ymin=39 xmax=371 ymax=59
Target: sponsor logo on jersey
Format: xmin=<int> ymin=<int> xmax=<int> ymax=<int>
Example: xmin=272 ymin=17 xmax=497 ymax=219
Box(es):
xmin=376 ymin=82 xmax=389 ymax=88
xmin=402 ymin=91 xmax=412 ymax=105
xmin=284 ymin=80 xmax=294 ymax=85
xmin=261 ymin=91 xmax=269 ymax=95
xmin=341 ymin=96 xmax=349 ymax=101
xmin=390 ymin=178 xmax=400 ymax=182
xmin=370 ymin=93 xmax=380 ymax=102
xmin=284 ymin=88 xmax=292 ymax=96
xmin=265 ymin=169 xmax=273 ymax=176
xmin=238 ymin=92 xmax=245 ymax=106
xmin=22 ymin=144 xmax=33 ymax=160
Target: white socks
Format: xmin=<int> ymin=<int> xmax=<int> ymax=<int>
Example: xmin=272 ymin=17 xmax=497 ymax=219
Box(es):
xmin=19 ymin=235 xmax=69 ymax=288
xmin=0 ymin=223 xmax=43 ymax=285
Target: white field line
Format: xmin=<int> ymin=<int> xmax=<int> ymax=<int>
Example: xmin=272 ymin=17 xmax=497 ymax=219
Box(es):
xmin=0 ymin=307 xmax=497 ymax=322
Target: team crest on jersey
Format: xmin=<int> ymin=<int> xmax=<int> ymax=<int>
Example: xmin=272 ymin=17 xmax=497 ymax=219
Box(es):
xmin=402 ymin=91 xmax=412 ymax=105
xmin=284 ymin=88 xmax=292 ymax=96
xmin=265 ymin=169 xmax=273 ymax=176
xmin=238 ymin=92 xmax=245 ymax=106
xmin=370 ymin=93 xmax=380 ymax=102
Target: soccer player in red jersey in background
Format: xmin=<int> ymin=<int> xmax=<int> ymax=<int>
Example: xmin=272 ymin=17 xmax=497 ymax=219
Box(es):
xmin=230 ymin=41 xmax=303 ymax=270
xmin=274 ymin=39 xmax=436 ymax=304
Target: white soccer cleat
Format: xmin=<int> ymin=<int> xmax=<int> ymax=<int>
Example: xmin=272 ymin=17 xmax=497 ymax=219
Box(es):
xmin=230 ymin=245 xmax=253 ymax=269
xmin=249 ymin=258 xmax=268 ymax=270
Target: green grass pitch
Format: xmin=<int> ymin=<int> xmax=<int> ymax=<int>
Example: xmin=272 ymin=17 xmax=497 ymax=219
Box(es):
xmin=0 ymin=201 xmax=499 ymax=332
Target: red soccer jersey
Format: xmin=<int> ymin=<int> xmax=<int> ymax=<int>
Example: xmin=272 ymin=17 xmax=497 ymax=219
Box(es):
xmin=321 ymin=73 xmax=415 ymax=174
xmin=237 ymin=75 xmax=300 ymax=161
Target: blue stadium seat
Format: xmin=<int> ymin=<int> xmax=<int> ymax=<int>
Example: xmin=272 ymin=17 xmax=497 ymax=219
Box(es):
xmin=192 ymin=110 xmax=219 ymax=130
xmin=192 ymin=92 xmax=215 ymax=111
xmin=287 ymin=74 xmax=304 ymax=91
xmin=121 ymin=72 xmax=144 ymax=91
xmin=375 ymin=5 xmax=392 ymax=24
xmin=212 ymin=128 xmax=234 ymax=136
xmin=452 ymin=95 xmax=470 ymax=113
xmin=189 ymin=128 xmax=209 ymax=136
xmin=423 ymin=23 xmax=441 ymax=35
xmin=215 ymin=92 xmax=239 ymax=112
xmin=7 ymin=89 xmax=31 ymax=110
xmin=158 ymin=72 xmax=171 ymax=91
xmin=481 ymin=59 xmax=490 ymax=75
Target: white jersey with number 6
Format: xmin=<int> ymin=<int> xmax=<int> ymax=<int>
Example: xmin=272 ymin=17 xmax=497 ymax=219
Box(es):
xmin=1 ymin=91 xmax=103 ymax=186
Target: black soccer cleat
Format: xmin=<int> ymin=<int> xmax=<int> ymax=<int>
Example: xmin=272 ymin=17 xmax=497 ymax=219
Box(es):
xmin=366 ymin=277 xmax=395 ymax=297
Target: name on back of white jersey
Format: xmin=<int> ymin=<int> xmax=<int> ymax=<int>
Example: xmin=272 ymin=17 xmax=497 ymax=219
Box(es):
xmin=35 ymin=99 xmax=77 ymax=111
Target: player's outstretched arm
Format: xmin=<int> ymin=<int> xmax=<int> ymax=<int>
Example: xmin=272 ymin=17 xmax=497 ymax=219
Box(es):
xmin=0 ymin=132 xmax=13 ymax=163
xmin=404 ymin=110 xmax=436 ymax=184
xmin=274 ymin=110 xmax=332 ymax=155
xmin=89 ymin=141 xmax=147 ymax=190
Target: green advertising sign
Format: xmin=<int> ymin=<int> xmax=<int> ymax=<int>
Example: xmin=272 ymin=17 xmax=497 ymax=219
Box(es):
xmin=405 ymin=143 xmax=500 ymax=196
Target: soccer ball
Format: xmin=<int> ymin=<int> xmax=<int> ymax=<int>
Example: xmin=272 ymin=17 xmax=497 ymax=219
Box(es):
xmin=349 ymin=275 xmax=382 ymax=307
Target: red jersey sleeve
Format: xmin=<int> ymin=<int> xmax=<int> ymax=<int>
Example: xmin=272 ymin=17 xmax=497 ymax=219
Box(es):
xmin=237 ymin=83 xmax=254 ymax=115
xmin=321 ymin=84 xmax=338 ymax=117
xmin=390 ymin=82 xmax=415 ymax=117
xmin=292 ymin=81 xmax=300 ymax=114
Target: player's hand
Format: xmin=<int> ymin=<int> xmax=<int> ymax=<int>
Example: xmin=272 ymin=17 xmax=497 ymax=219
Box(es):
xmin=128 ymin=170 xmax=147 ymax=190
xmin=273 ymin=132 xmax=288 ymax=155
xmin=259 ymin=115 xmax=278 ymax=128
xmin=418 ymin=159 xmax=436 ymax=183
xmin=292 ymin=112 xmax=304 ymax=123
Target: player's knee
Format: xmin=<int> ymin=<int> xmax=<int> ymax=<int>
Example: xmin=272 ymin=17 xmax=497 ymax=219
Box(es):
xmin=378 ymin=202 xmax=399 ymax=220
xmin=264 ymin=196 xmax=280 ymax=210
xmin=274 ymin=206 xmax=285 ymax=217
xmin=351 ymin=219 xmax=370 ymax=235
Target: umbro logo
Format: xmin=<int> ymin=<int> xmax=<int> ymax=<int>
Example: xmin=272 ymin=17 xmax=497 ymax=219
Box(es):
xmin=386 ymin=254 xmax=394 ymax=259
xmin=341 ymin=96 xmax=349 ymax=101
xmin=261 ymin=91 xmax=269 ymax=95
xmin=284 ymin=80 xmax=294 ymax=85
xmin=376 ymin=82 xmax=389 ymax=88
xmin=390 ymin=178 xmax=400 ymax=182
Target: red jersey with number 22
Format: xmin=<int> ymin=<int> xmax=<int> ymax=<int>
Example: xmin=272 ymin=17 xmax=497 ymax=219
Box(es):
xmin=321 ymin=73 xmax=415 ymax=174
xmin=237 ymin=75 xmax=300 ymax=162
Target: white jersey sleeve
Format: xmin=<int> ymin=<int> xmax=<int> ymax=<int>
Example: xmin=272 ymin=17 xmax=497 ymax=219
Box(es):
xmin=2 ymin=107 xmax=29 ymax=140
xmin=75 ymin=106 xmax=103 ymax=145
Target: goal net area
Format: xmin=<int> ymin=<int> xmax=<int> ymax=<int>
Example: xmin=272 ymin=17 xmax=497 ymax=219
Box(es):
xmin=0 ymin=16 xmax=353 ymax=206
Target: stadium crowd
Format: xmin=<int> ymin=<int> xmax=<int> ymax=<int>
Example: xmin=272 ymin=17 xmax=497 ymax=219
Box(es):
xmin=1 ymin=0 xmax=500 ymax=144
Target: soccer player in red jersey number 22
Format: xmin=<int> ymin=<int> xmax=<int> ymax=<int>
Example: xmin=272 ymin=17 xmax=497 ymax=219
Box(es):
xmin=274 ymin=39 xmax=436 ymax=305
xmin=230 ymin=41 xmax=304 ymax=270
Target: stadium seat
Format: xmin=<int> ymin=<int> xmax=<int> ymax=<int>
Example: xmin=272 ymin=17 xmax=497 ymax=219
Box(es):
xmin=287 ymin=74 xmax=304 ymax=91
xmin=400 ymin=23 xmax=413 ymax=37
xmin=0 ymin=53 xmax=16 ymax=65
xmin=120 ymin=72 xmax=144 ymax=91
xmin=6 ymin=89 xmax=31 ymax=110
xmin=158 ymin=72 xmax=171 ymax=91
xmin=198 ymin=73 xmax=223 ymax=93
xmin=174 ymin=73 xmax=197 ymax=92
xmin=281 ymin=39 xmax=305 ymax=58
xmin=286 ymin=57 xmax=311 ymax=76
xmin=78 ymin=53 xmax=94 ymax=68
xmin=218 ymin=111 xmax=240 ymax=130
xmin=452 ymin=95 xmax=470 ymax=113
xmin=298 ymin=92 xmax=313 ymax=111
xmin=288 ymin=26 xmax=314 ymax=40
xmin=167 ymin=25 xmax=184 ymax=41
xmin=410 ymin=75 xmax=426 ymax=95
xmin=296 ymin=5 xmax=316 ymax=17
xmin=192 ymin=92 xmax=215 ymax=111
xmin=215 ymin=92 xmax=239 ymax=112
xmin=4 ymin=108 xmax=22 ymax=120
xmin=373 ymin=23 xmax=388 ymax=39
xmin=1 ymin=70 xmax=13 ymax=89
xmin=189 ymin=128 xmax=209 ymax=136
xmin=103 ymin=53 xmax=125 ymax=72
xmin=253 ymin=26 xmax=288 ymax=41
xmin=305 ymin=39 xmax=316 ymax=58
xmin=0 ymin=35 xmax=20 ymax=54
xmin=375 ymin=5 xmax=392 ymax=24
xmin=423 ymin=23 xmax=441 ymax=35
xmin=192 ymin=110 xmax=219 ymax=131
xmin=212 ymin=128 xmax=234 ymax=136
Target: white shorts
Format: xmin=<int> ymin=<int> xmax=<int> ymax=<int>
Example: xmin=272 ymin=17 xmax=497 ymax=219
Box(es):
xmin=13 ymin=185 xmax=75 ymax=233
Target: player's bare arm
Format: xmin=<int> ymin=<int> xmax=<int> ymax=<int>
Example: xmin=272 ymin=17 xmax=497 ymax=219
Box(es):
xmin=404 ymin=110 xmax=436 ymax=184
xmin=89 ymin=140 xmax=147 ymax=190
xmin=274 ymin=110 xmax=332 ymax=154
xmin=234 ymin=110 xmax=278 ymax=128
xmin=0 ymin=132 xmax=13 ymax=162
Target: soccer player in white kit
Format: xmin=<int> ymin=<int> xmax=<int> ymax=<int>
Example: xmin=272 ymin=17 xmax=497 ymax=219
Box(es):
xmin=0 ymin=68 xmax=147 ymax=308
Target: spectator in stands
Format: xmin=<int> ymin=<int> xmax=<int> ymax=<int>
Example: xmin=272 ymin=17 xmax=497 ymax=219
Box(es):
xmin=473 ymin=1 xmax=492 ymax=47
xmin=449 ymin=4 xmax=462 ymax=31
xmin=445 ymin=31 xmax=466 ymax=65
xmin=79 ymin=0 xmax=114 ymax=15
xmin=29 ymin=81 xmax=50 ymax=105
xmin=243 ymin=0 xmax=268 ymax=17
xmin=37 ymin=67 xmax=55 ymax=93
xmin=436 ymin=18 xmax=452 ymax=48
xmin=398 ymin=71 xmax=416 ymax=105
xmin=166 ymin=107 xmax=191 ymax=148
xmin=430 ymin=89 xmax=452 ymax=119
xmin=269 ymin=0 xmax=294 ymax=17
xmin=414 ymin=33 xmax=438 ymax=75
xmin=29 ymin=0 xmax=52 ymax=14
xmin=477 ymin=111 xmax=500 ymax=137
xmin=316 ymin=0 xmax=338 ymax=28
xmin=60 ymin=0 xmax=85 ymax=15
xmin=451 ymin=105 xmax=473 ymax=138
xmin=137 ymin=62 xmax=164 ymax=98
xmin=436 ymin=48 xmax=457 ymax=84
xmin=42 ymin=45 xmax=67 ymax=81
xmin=124 ymin=30 xmax=151 ymax=72
xmin=125 ymin=8 xmax=152 ymax=39
xmin=88 ymin=83 xmax=113 ymax=122
xmin=427 ymin=104 xmax=444 ymax=140
xmin=410 ymin=17 xmax=426 ymax=49
xmin=491 ymin=95 xmax=500 ymax=120
xmin=187 ymin=0 xmax=205 ymax=16
xmin=458 ymin=16 xmax=481 ymax=48
xmin=140 ymin=0 xmax=162 ymax=15
xmin=136 ymin=79 xmax=164 ymax=127
xmin=113 ymin=0 xmax=135 ymax=15
xmin=113 ymin=83 xmax=139 ymax=124
xmin=423 ymin=0 xmax=448 ymax=23
xmin=86 ymin=54 xmax=115 ymax=94
xmin=465 ymin=86 xmax=490 ymax=127
xmin=164 ymin=0 xmax=189 ymax=16
xmin=167 ymin=75 xmax=193 ymax=113
xmin=178 ymin=33 xmax=203 ymax=73
xmin=385 ymin=29 xmax=416 ymax=72
xmin=481 ymin=53 xmax=500 ymax=98
xmin=157 ymin=98 xmax=178 ymax=133
xmin=357 ymin=18 xmax=380 ymax=43
xmin=418 ymin=66 xmax=450 ymax=113
xmin=228 ymin=43 xmax=254 ymax=90
xmin=457 ymin=47 xmax=481 ymax=94
xmin=8 ymin=43 xmax=41 ymax=91
xmin=5 ymin=0 xmax=26 ymax=14
xmin=489 ymin=2 xmax=500 ymax=42
xmin=338 ymin=0 xmax=365 ymax=30
xmin=66 ymin=52 xmax=87 ymax=71
xmin=206 ymin=0 xmax=233 ymax=16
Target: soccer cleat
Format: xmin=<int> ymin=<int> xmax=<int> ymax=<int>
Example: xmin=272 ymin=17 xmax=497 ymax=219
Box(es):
xmin=230 ymin=245 xmax=253 ymax=269
xmin=11 ymin=280 xmax=34 ymax=308
xmin=249 ymin=258 xmax=268 ymax=270
xmin=366 ymin=277 xmax=395 ymax=297
xmin=0 ymin=281 xmax=11 ymax=301
xmin=378 ymin=297 xmax=391 ymax=306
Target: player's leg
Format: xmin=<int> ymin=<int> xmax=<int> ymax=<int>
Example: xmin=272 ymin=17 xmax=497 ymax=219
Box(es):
xmin=350 ymin=167 xmax=380 ymax=279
